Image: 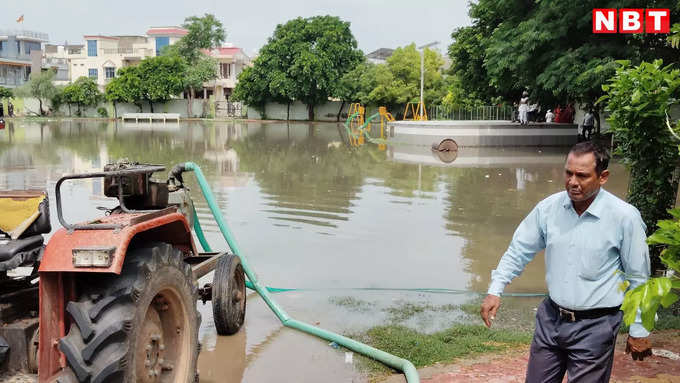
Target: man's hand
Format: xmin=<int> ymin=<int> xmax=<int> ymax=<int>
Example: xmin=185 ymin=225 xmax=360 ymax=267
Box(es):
xmin=625 ymin=336 xmax=652 ymax=361
xmin=480 ymin=294 xmax=501 ymax=328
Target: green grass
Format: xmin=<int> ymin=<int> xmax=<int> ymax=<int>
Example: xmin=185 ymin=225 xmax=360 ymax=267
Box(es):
xmin=350 ymin=324 xmax=532 ymax=374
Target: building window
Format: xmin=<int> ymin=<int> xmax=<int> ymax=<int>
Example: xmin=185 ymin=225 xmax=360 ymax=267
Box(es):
xmin=25 ymin=42 xmax=41 ymax=55
xmin=0 ymin=41 xmax=4 ymax=53
xmin=105 ymin=67 xmax=115 ymax=79
xmin=155 ymin=37 xmax=169 ymax=56
xmin=87 ymin=40 xmax=97 ymax=57
xmin=220 ymin=63 xmax=231 ymax=79
xmin=17 ymin=41 xmax=21 ymax=55
xmin=88 ymin=68 xmax=98 ymax=79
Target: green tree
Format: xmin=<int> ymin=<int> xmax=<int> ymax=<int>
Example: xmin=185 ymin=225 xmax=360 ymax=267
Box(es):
xmin=105 ymin=66 xmax=144 ymax=114
xmin=335 ymin=61 xmax=371 ymax=121
xmin=364 ymin=63 xmax=409 ymax=111
xmin=0 ymin=86 xmax=12 ymax=100
xmin=449 ymin=0 xmax=680 ymax=129
xmin=448 ymin=25 xmax=495 ymax=103
xmin=184 ymin=55 xmax=218 ymax=117
xmin=232 ymin=64 xmax=271 ymax=118
xmin=15 ymin=70 xmax=58 ymax=116
xmin=175 ymin=14 xmax=226 ymax=63
xmin=386 ymin=44 xmax=446 ymax=106
xmin=50 ymin=86 xmax=66 ymax=115
xmin=63 ymin=77 xmax=102 ymax=116
xmin=234 ymin=15 xmax=363 ymax=120
xmin=600 ymin=60 xmax=680 ymax=271
xmin=136 ymin=55 xmax=186 ymax=112
xmin=441 ymin=75 xmax=486 ymax=110
xmin=166 ymin=14 xmax=223 ymax=116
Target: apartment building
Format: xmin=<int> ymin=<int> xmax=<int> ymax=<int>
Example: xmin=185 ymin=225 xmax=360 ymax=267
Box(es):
xmin=44 ymin=27 xmax=187 ymax=89
xmin=0 ymin=29 xmax=48 ymax=88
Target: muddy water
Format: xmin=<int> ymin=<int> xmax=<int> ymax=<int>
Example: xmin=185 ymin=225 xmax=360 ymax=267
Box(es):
xmin=0 ymin=120 xmax=630 ymax=382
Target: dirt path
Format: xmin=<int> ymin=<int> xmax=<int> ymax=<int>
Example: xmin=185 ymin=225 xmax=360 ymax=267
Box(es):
xmin=382 ymin=330 xmax=680 ymax=383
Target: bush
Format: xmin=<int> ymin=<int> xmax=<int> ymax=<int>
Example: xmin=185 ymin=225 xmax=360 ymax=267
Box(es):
xmin=600 ymin=60 xmax=680 ymax=270
xmin=97 ymin=107 xmax=108 ymax=118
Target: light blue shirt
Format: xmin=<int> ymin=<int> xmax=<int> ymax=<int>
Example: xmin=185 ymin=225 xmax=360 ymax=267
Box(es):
xmin=488 ymin=189 xmax=651 ymax=337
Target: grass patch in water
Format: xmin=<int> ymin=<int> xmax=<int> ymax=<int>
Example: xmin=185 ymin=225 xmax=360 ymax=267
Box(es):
xmin=351 ymin=324 xmax=532 ymax=374
xmin=329 ymin=296 xmax=374 ymax=312
xmin=383 ymin=302 xmax=458 ymax=322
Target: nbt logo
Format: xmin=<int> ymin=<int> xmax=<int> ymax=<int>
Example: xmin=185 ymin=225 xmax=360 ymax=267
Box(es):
xmin=593 ymin=9 xmax=670 ymax=33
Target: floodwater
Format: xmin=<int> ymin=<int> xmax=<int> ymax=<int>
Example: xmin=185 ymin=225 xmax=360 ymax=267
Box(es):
xmin=0 ymin=120 xmax=631 ymax=382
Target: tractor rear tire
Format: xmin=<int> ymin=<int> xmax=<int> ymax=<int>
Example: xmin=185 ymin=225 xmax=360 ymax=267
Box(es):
xmin=59 ymin=242 xmax=200 ymax=383
xmin=212 ymin=253 xmax=246 ymax=335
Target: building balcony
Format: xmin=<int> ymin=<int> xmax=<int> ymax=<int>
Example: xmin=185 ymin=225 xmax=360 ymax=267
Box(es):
xmin=101 ymin=48 xmax=153 ymax=57
xmin=0 ymin=52 xmax=32 ymax=62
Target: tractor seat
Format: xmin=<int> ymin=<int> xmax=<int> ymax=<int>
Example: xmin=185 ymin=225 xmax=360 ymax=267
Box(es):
xmin=0 ymin=235 xmax=43 ymax=271
xmin=0 ymin=190 xmax=51 ymax=239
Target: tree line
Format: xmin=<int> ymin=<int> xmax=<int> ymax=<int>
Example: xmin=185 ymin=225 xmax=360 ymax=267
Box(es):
xmin=232 ymin=16 xmax=454 ymax=121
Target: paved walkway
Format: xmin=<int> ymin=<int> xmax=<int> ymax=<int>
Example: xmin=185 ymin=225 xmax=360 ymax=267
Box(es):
xmin=384 ymin=330 xmax=680 ymax=383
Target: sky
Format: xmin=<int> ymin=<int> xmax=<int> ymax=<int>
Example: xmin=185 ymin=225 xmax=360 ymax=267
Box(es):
xmin=1 ymin=0 xmax=471 ymax=57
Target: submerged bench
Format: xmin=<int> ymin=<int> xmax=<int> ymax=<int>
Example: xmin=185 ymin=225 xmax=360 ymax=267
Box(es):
xmin=121 ymin=113 xmax=180 ymax=123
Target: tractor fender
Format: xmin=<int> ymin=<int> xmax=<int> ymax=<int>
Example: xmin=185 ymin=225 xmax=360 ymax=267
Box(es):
xmin=39 ymin=212 xmax=197 ymax=274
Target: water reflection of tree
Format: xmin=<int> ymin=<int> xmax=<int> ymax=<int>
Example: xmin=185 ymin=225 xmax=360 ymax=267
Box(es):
xmin=441 ymin=166 xmax=563 ymax=293
xmin=0 ymin=122 xmax=61 ymax=166
xmin=233 ymin=128 xmax=367 ymax=227
xmin=48 ymin=120 xmax=109 ymax=160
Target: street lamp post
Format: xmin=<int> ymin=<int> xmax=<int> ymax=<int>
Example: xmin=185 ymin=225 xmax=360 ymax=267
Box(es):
xmin=417 ymin=41 xmax=439 ymax=119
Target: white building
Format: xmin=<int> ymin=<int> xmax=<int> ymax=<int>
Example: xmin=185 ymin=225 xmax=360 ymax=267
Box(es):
xmin=202 ymin=46 xmax=251 ymax=101
xmin=44 ymin=27 xmax=187 ymax=89
xmin=0 ymin=29 xmax=48 ymax=88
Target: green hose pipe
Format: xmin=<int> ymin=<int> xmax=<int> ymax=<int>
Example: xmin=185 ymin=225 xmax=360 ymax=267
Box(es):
xmin=184 ymin=162 xmax=290 ymax=322
xmin=285 ymin=318 xmax=419 ymax=381
xmin=183 ymin=162 xmax=420 ymax=383
xmin=192 ymin=204 xmax=213 ymax=253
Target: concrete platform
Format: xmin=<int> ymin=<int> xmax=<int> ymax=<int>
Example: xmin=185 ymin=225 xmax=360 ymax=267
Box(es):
xmin=388 ymin=145 xmax=567 ymax=167
xmin=387 ymin=120 xmax=578 ymax=147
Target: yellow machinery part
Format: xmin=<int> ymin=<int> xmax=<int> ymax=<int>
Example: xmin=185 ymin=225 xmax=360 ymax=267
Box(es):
xmin=0 ymin=193 xmax=45 ymax=237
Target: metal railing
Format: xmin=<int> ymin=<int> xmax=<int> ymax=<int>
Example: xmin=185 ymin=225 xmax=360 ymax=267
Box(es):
xmin=0 ymin=30 xmax=49 ymax=41
xmin=43 ymin=57 xmax=68 ymax=66
xmin=428 ymin=105 xmax=514 ymax=121
xmin=101 ymin=48 xmax=153 ymax=56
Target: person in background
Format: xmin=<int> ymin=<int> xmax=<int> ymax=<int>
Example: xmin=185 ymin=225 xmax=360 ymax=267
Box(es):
xmin=480 ymin=141 xmax=652 ymax=383
xmin=512 ymin=102 xmax=519 ymax=123
xmin=545 ymin=109 xmax=554 ymax=123
xmin=519 ymin=91 xmax=529 ymax=125
xmin=582 ymin=109 xmax=595 ymax=141
xmin=565 ymin=103 xmax=575 ymax=123
xmin=8 ymin=101 xmax=14 ymax=117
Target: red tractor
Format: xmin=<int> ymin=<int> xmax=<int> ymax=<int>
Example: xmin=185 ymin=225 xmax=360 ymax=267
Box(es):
xmin=0 ymin=161 xmax=246 ymax=382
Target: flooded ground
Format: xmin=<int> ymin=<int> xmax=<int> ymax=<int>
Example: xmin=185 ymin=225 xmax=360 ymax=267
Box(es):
xmin=0 ymin=120 xmax=631 ymax=382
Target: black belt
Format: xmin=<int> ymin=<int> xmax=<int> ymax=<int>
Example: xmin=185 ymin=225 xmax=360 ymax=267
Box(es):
xmin=548 ymin=298 xmax=620 ymax=322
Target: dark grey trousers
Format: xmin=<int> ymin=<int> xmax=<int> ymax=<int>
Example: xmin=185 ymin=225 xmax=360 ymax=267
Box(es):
xmin=525 ymin=298 xmax=623 ymax=383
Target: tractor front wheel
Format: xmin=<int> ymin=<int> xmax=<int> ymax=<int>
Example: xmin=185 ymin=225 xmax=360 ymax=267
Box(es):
xmin=59 ymin=243 xmax=200 ymax=383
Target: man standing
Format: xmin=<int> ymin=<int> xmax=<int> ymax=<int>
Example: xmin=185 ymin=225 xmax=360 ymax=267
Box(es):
xmin=582 ymin=109 xmax=596 ymax=141
xmin=518 ymin=91 xmax=529 ymax=125
xmin=481 ymin=142 xmax=652 ymax=382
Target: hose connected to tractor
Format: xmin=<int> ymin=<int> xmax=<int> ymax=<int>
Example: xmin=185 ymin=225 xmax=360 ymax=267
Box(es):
xmin=182 ymin=162 xmax=421 ymax=383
